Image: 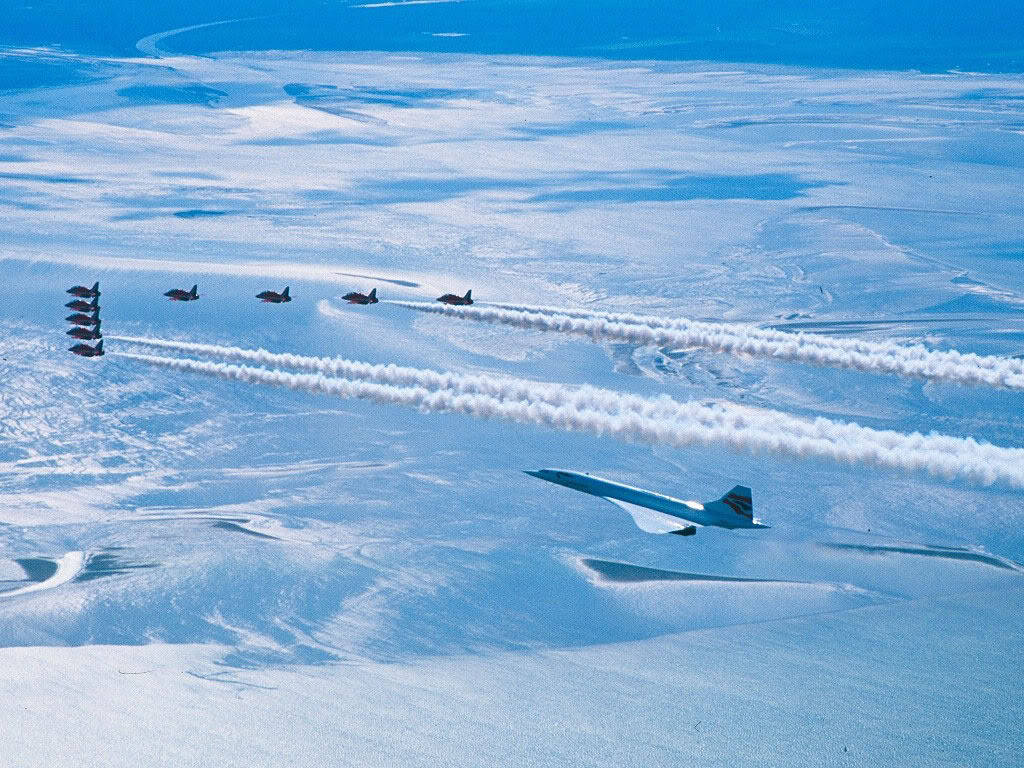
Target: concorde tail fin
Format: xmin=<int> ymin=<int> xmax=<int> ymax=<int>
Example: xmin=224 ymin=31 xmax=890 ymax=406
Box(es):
xmin=716 ymin=485 xmax=753 ymax=520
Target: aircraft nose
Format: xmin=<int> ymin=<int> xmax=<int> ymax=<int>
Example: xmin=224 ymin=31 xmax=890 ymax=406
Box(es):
xmin=522 ymin=469 xmax=544 ymax=479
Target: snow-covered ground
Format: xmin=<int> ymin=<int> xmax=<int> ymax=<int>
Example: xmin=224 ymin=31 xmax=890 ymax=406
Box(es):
xmin=1 ymin=29 xmax=1023 ymax=768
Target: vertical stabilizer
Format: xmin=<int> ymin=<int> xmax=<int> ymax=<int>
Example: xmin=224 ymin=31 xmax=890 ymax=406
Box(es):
xmin=464 ymin=289 xmax=472 ymax=302
xmin=282 ymin=286 xmax=289 ymax=298
xmin=716 ymin=485 xmax=753 ymax=519
xmin=369 ymin=288 xmax=377 ymax=301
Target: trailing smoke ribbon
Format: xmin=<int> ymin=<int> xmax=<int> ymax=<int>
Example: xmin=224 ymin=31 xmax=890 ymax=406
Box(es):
xmin=112 ymin=343 xmax=1024 ymax=488
xmin=383 ymin=300 xmax=1024 ymax=391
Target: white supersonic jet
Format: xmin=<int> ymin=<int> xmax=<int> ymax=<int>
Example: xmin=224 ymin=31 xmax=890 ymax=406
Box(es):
xmin=524 ymin=469 xmax=769 ymax=537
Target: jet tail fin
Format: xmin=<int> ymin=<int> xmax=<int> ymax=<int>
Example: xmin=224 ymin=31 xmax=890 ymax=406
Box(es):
xmin=190 ymin=284 xmax=198 ymax=297
xmin=369 ymin=288 xmax=377 ymax=300
xmin=716 ymin=485 xmax=753 ymax=518
xmin=282 ymin=286 xmax=289 ymax=298
xmin=96 ymin=340 xmax=103 ymax=354
xmin=464 ymin=289 xmax=472 ymax=302
xmin=92 ymin=281 xmax=99 ymax=292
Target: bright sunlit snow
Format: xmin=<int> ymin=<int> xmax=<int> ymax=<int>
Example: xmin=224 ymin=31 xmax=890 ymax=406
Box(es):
xmin=2 ymin=3 xmax=1023 ymax=766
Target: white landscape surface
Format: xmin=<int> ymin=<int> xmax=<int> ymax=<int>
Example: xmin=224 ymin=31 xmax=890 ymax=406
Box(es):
xmin=1 ymin=41 xmax=1023 ymax=766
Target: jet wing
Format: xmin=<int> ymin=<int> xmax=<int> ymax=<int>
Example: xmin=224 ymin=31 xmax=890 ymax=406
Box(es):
xmin=603 ymin=498 xmax=700 ymax=534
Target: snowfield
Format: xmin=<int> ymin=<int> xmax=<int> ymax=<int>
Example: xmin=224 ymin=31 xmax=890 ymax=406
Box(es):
xmin=1 ymin=26 xmax=1023 ymax=768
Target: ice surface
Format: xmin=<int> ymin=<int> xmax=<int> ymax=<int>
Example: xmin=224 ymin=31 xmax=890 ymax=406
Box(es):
xmin=1 ymin=15 xmax=1023 ymax=767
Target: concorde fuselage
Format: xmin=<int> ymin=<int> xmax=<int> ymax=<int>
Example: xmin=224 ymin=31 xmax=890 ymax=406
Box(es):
xmin=524 ymin=469 xmax=766 ymax=530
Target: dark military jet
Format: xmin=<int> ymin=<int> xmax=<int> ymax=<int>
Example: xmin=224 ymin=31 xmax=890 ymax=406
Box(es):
xmin=65 ymin=297 xmax=99 ymax=312
xmin=164 ymin=284 xmax=199 ymax=301
xmin=69 ymin=340 xmax=103 ymax=357
xmin=66 ymin=309 xmax=101 ymax=327
xmin=256 ymin=286 xmax=291 ymax=303
xmin=66 ymin=281 xmax=100 ymax=299
xmin=67 ymin=321 xmax=102 ymax=340
xmin=437 ymin=289 xmax=472 ymax=306
xmin=343 ymin=288 xmax=378 ymax=305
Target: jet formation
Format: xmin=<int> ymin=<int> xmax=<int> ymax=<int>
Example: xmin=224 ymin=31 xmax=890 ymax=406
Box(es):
xmin=164 ymin=284 xmax=199 ymax=301
xmin=56 ymin=281 xmax=766 ymax=531
xmin=524 ymin=469 xmax=766 ymax=537
xmin=256 ymin=286 xmax=291 ymax=303
xmin=437 ymin=289 xmax=473 ymax=306
xmin=65 ymin=281 xmax=103 ymax=356
xmin=343 ymin=288 xmax=378 ymax=305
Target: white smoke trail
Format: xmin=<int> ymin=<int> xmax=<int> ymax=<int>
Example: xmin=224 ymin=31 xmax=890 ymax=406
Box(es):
xmin=489 ymin=300 xmax=1024 ymax=376
xmin=110 ymin=334 xmax=1024 ymax=473
xmin=109 ymin=334 xmax=702 ymax=419
xmin=386 ymin=301 xmax=1024 ymax=390
xmin=114 ymin=351 xmax=1024 ymax=487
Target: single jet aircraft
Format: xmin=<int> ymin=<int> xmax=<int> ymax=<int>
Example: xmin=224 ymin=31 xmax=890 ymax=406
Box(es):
xmin=66 ymin=310 xmax=100 ymax=327
xmin=524 ymin=469 xmax=767 ymax=537
xmin=164 ymin=284 xmax=199 ymax=301
xmin=437 ymin=289 xmax=472 ymax=306
xmin=343 ymin=288 xmax=378 ymax=305
xmin=67 ymin=322 xmax=101 ymax=340
xmin=65 ymin=297 xmax=99 ymax=312
xmin=256 ymin=286 xmax=291 ymax=303
xmin=68 ymin=340 xmax=103 ymax=357
xmin=66 ymin=281 xmax=100 ymax=298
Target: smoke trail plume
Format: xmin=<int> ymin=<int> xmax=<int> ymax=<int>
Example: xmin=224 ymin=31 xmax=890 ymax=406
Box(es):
xmin=110 ymin=334 xmax=763 ymax=422
xmin=111 ymin=335 xmax=1024 ymax=472
xmin=386 ymin=301 xmax=1024 ymax=391
xmin=489 ymin=301 xmax=1024 ymax=376
xmin=114 ymin=351 xmax=1024 ymax=488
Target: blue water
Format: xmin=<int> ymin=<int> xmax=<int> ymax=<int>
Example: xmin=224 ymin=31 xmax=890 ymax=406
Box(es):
xmin=5 ymin=0 xmax=1024 ymax=72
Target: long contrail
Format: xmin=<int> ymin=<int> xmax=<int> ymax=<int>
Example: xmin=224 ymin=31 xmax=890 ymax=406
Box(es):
xmin=114 ymin=351 xmax=1024 ymax=487
xmin=110 ymin=335 xmax=1024 ymax=472
xmin=110 ymin=334 xmax=706 ymax=419
xmin=384 ymin=301 xmax=1024 ymax=390
xmin=488 ymin=301 xmax=1024 ymax=376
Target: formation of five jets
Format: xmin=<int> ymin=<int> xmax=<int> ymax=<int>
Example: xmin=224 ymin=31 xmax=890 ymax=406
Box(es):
xmin=65 ymin=281 xmax=103 ymax=357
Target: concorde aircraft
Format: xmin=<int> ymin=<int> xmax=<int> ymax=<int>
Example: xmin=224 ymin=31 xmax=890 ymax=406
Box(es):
xmin=524 ymin=469 xmax=768 ymax=536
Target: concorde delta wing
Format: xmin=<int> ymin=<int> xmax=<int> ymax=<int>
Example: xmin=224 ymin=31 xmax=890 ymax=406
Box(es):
xmin=603 ymin=498 xmax=700 ymax=536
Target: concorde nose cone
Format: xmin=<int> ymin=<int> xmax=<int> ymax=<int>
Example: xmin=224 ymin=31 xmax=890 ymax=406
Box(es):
xmin=522 ymin=469 xmax=545 ymax=479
